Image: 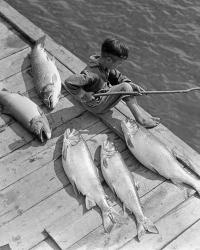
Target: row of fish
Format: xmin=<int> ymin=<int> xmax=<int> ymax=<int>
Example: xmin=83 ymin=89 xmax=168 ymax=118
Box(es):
xmin=62 ymin=118 xmax=200 ymax=240
xmin=62 ymin=127 xmax=158 ymax=240
xmin=0 ymin=36 xmax=61 ymax=142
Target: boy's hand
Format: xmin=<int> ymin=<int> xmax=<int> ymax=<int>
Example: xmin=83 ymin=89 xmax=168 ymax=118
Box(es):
xmin=130 ymin=83 xmax=145 ymax=95
xmin=81 ymin=92 xmax=95 ymax=103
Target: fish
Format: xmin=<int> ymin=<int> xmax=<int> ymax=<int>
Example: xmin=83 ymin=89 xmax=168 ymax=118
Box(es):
xmin=30 ymin=35 xmax=61 ymax=109
xmin=62 ymin=128 xmax=118 ymax=233
xmin=0 ymin=90 xmax=51 ymax=142
xmin=101 ymin=139 xmax=158 ymax=240
xmin=121 ymin=118 xmax=200 ymax=196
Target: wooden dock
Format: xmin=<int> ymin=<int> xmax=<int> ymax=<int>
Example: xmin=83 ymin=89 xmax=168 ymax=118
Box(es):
xmin=0 ymin=1 xmax=200 ymax=249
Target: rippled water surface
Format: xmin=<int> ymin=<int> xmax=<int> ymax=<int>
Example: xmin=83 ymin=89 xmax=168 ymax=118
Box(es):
xmin=6 ymin=0 xmax=200 ymax=152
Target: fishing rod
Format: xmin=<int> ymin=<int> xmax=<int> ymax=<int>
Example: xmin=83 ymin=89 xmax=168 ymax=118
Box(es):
xmin=93 ymin=87 xmax=200 ymax=97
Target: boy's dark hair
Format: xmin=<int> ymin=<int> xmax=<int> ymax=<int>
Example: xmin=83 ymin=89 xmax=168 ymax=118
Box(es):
xmin=101 ymin=37 xmax=129 ymax=60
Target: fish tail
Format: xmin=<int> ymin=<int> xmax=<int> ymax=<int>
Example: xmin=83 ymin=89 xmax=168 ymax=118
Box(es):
xmin=35 ymin=35 xmax=46 ymax=48
xmin=102 ymin=207 xmax=120 ymax=233
xmin=137 ymin=217 xmax=158 ymax=241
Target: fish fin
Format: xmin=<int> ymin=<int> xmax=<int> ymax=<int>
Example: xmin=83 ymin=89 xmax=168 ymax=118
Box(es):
xmin=171 ymin=178 xmax=183 ymax=188
xmin=37 ymin=106 xmax=44 ymax=116
xmin=102 ymin=158 xmax=108 ymax=168
xmin=134 ymin=179 xmax=140 ymax=191
xmin=193 ymin=180 xmax=200 ymax=197
xmin=150 ymin=166 xmax=160 ymax=176
xmin=28 ymin=68 xmax=33 ymax=77
xmin=70 ymin=180 xmax=79 ymax=197
xmin=102 ymin=207 xmax=119 ymax=233
xmin=137 ymin=217 xmax=158 ymax=241
xmin=126 ymin=137 xmax=134 ymax=148
xmin=1 ymin=88 xmax=8 ymax=91
xmin=172 ymin=149 xmax=199 ymax=176
xmin=96 ymin=167 xmax=104 ymax=183
xmin=47 ymin=53 xmax=56 ymax=63
xmin=35 ymin=35 xmax=46 ymax=48
xmin=85 ymin=196 xmax=96 ymax=210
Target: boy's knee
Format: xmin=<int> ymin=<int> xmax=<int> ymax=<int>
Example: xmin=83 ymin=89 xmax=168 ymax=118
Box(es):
xmin=121 ymin=82 xmax=133 ymax=92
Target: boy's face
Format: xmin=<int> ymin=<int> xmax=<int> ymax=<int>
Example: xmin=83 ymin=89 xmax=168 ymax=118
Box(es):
xmin=104 ymin=56 xmax=124 ymax=70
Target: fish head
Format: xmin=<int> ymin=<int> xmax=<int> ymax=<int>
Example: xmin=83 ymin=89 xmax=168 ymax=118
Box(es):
xmin=102 ymin=139 xmax=116 ymax=155
xmin=42 ymin=84 xmax=59 ymax=110
xmin=121 ymin=118 xmax=139 ymax=135
xmin=63 ymin=128 xmax=81 ymax=146
xmin=30 ymin=114 xmax=51 ymax=142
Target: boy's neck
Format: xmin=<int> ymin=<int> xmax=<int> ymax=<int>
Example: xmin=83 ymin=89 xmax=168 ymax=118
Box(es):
xmin=99 ymin=56 xmax=109 ymax=71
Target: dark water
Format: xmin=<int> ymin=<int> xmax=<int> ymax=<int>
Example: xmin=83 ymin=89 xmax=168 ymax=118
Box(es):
xmin=6 ymin=0 xmax=200 ymax=152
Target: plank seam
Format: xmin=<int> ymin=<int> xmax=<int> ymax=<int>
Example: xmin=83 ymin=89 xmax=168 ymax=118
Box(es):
xmin=160 ymin=216 xmax=200 ymax=250
xmin=0 ymin=44 xmax=30 ymax=62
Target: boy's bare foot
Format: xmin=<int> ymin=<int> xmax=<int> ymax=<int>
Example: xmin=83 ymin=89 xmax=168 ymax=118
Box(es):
xmin=136 ymin=115 xmax=160 ymax=128
xmin=125 ymin=98 xmax=160 ymax=128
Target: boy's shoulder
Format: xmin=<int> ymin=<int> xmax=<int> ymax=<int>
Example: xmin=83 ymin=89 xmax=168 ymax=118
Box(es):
xmin=87 ymin=54 xmax=100 ymax=68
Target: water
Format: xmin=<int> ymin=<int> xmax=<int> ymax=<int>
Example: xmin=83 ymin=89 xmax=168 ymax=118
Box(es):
xmin=6 ymin=0 xmax=200 ymax=152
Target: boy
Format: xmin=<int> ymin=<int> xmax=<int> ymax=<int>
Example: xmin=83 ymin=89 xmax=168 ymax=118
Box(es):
xmin=64 ymin=37 xmax=160 ymax=128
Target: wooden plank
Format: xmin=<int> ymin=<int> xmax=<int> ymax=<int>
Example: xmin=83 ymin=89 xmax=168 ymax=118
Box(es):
xmin=0 ymin=185 xmax=83 ymax=250
xmin=0 ymin=17 xmax=28 ymax=60
xmin=50 ymin=181 xmax=189 ymax=250
xmin=163 ymin=218 xmax=200 ymax=250
xmin=0 ymin=0 xmax=86 ymax=74
xmin=0 ymin=47 xmax=30 ymax=81
xmin=0 ymin=112 xmax=99 ymax=191
xmin=120 ymin=196 xmax=200 ymax=250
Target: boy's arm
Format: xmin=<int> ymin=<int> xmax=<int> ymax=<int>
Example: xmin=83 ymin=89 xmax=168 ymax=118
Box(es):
xmin=109 ymin=69 xmax=145 ymax=92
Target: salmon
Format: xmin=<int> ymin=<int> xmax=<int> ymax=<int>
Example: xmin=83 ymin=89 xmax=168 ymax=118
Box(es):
xmin=101 ymin=139 xmax=158 ymax=240
xmin=31 ymin=36 xmax=61 ymax=109
xmin=0 ymin=90 xmax=51 ymax=142
xmin=121 ymin=118 xmax=200 ymax=195
xmin=62 ymin=128 xmax=117 ymax=232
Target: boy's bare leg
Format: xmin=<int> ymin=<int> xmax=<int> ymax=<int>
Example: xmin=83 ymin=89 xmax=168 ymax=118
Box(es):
xmin=124 ymin=97 xmax=160 ymax=128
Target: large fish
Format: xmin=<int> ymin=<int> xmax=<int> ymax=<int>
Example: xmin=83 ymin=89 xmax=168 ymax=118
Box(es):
xmin=0 ymin=90 xmax=51 ymax=142
xmin=121 ymin=118 xmax=200 ymax=195
xmin=101 ymin=139 xmax=158 ymax=240
xmin=30 ymin=36 xmax=61 ymax=109
xmin=62 ymin=128 xmax=117 ymax=232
